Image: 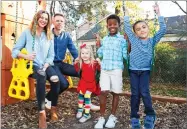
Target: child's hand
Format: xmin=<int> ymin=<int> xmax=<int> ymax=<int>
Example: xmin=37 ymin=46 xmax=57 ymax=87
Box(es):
xmin=93 ymin=33 xmax=101 ymax=47
xmin=124 ymin=7 xmax=129 ymax=16
xmin=74 ymin=58 xmax=79 ymax=64
xmin=96 ymin=58 xmax=101 ymax=65
xmin=153 ymin=2 xmax=160 ymax=16
xmin=124 ymin=33 xmax=129 ymax=40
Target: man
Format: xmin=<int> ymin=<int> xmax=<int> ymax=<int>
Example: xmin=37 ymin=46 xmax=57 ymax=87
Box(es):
xmin=45 ymin=13 xmax=100 ymax=117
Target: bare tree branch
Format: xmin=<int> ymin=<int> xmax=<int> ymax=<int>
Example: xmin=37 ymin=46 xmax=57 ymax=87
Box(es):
xmin=172 ymin=1 xmax=187 ymax=14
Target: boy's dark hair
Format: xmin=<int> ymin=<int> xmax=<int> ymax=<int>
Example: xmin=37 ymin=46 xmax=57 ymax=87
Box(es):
xmin=107 ymin=14 xmax=120 ymax=25
xmin=54 ymin=13 xmax=64 ymax=18
xmin=133 ymin=20 xmax=148 ymax=32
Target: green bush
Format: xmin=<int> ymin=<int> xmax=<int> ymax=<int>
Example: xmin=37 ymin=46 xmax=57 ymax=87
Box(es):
xmin=154 ymin=42 xmax=186 ymax=85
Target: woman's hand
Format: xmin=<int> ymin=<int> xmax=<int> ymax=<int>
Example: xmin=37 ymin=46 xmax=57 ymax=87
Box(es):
xmin=24 ymin=52 xmax=36 ymax=60
xmin=43 ymin=63 xmax=49 ymax=71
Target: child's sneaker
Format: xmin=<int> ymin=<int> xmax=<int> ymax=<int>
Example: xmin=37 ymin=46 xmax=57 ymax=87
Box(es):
xmin=45 ymin=98 xmax=51 ymax=110
xmin=131 ymin=118 xmax=141 ymax=129
xmin=79 ymin=114 xmax=91 ymax=123
xmin=105 ymin=114 xmax=118 ymax=128
xmin=94 ymin=117 xmax=105 ymax=129
xmin=144 ymin=115 xmax=156 ymax=129
xmin=76 ymin=111 xmax=83 ymax=119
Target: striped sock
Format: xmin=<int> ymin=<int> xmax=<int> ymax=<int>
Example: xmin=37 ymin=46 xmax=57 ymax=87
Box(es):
xmin=84 ymin=91 xmax=91 ymax=117
xmin=78 ymin=92 xmax=84 ymax=112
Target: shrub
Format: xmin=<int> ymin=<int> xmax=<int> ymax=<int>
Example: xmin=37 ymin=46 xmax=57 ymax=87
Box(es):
xmin=154 ymin=42 xmax=186 ymax=85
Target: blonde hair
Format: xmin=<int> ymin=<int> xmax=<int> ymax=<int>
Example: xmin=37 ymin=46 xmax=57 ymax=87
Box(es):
xmin=29 ymin=10 xmax=52 ymax=40
xmin=78 ymin=44 xmax=95 ymax=69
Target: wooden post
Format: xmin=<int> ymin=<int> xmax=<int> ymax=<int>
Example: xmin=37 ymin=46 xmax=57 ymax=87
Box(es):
xmin=1 ymin=14 xmax=34 ymax=105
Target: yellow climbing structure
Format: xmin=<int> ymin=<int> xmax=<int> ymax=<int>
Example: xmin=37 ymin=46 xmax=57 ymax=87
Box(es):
xmin=8 ymin=50 xmax=75 ymax=100
xmin=63 ymin=53 xmax=76 ymax=88
xmin=8 ymin=48 xmax=33 ymax=100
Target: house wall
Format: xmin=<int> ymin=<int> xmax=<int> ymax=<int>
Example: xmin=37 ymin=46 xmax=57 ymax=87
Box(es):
xmin=78 ymin=40 xmax=97 ymax=55
xmin=77 ymin=21 xmax=93 ymax=39
xmin=160 ymin=34 xmax=187 ymax=42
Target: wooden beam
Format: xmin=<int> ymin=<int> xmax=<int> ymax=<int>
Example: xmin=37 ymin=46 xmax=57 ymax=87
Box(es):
xmin=66 ymin=87 xmax=187 ymax=104
xmin=38 ymin=0 xmax=46 ymax=11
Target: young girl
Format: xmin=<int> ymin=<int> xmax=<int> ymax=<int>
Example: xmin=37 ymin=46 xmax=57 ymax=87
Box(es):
xmin=12 ymin=10 xmax=60 ymax=129
xmin=74 ymin=43 xmax=100 ymax=123
xmin=124 ymin=4 xmax=166 ymax=129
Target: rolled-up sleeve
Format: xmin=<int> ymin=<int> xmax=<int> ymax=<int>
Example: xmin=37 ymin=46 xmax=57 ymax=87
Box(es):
xmin=45 ymin=40 xmax=55 ymax=65
xmin=12 ymin=30 xmax=26 ymax=58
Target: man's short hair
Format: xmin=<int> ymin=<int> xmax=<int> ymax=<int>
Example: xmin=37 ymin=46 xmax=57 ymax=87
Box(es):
xmin=54 ymin=13 xmax=64 ymax=18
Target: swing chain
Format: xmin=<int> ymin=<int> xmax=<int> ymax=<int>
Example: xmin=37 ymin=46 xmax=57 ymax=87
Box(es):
xmin=32 ymin=2 xmax=38 ymax=51
xmin=122 ymin=0 xmax=125 ymax=16
xmin=153 ymin=2 xmax=158 ymax=35
xmin=14 ymin=1 xmax=19 ymax=44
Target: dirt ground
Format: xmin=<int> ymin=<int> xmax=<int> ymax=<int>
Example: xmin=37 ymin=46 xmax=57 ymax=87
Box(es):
xmin=1 ymin=91 xmax=187 ymax=129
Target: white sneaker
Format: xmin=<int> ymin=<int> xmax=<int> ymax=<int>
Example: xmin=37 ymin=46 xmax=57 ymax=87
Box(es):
xmin=76 ymin=111 xmax=83 ymax=119
xmin=45 ymin=98 xmax=51 ymax=110
xmin=79 ymin=114 xmax=91 ymax=123
xmin=91 ymin=104 xmax=100 ymax=111
xmin=105 ymin=114 xmax=118 ymax=128
xmin=94 ymin=117 xmax=105 ymax=129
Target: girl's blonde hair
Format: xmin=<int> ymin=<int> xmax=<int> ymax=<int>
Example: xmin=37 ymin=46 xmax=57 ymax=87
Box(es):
xmin=79 ymin=43 xmax=95 ymax=69
xmin=29 ymin=10 xmax=52 ymax=40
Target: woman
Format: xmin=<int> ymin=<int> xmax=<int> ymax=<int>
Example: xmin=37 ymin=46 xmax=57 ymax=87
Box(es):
xmin=12 ymin=10 xmax=59 ymax=129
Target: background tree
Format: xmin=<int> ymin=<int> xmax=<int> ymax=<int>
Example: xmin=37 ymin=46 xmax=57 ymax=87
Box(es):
xmin=171 ymin=1 xmax=187 ymax=40
xmin=172 ymin=1 xmax=187 ymax=14
xmin=49 ymin=1 xmax=108 ymax=31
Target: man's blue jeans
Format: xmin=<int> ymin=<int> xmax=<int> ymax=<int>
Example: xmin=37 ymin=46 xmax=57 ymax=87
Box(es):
xmin=46 ymin=61 xmax=79 ymax=101
xmin=129 ymin=70 xmax=155 ymax=118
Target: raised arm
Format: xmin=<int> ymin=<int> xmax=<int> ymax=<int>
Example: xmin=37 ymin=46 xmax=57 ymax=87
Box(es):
xmin=97 ymin=40 xmax=103 ymax=59
xmin=124 ymin=16 xmax=138 ymax=44
xmin=122 ymin=39 xmax=128 ymax=61
xmin=152 ymin=3 xmax=167 ymax=46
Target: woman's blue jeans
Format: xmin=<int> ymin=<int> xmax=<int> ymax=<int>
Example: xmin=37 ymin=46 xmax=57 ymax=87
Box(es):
xmin=31 ymin=65 xmax=60 ymax=111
